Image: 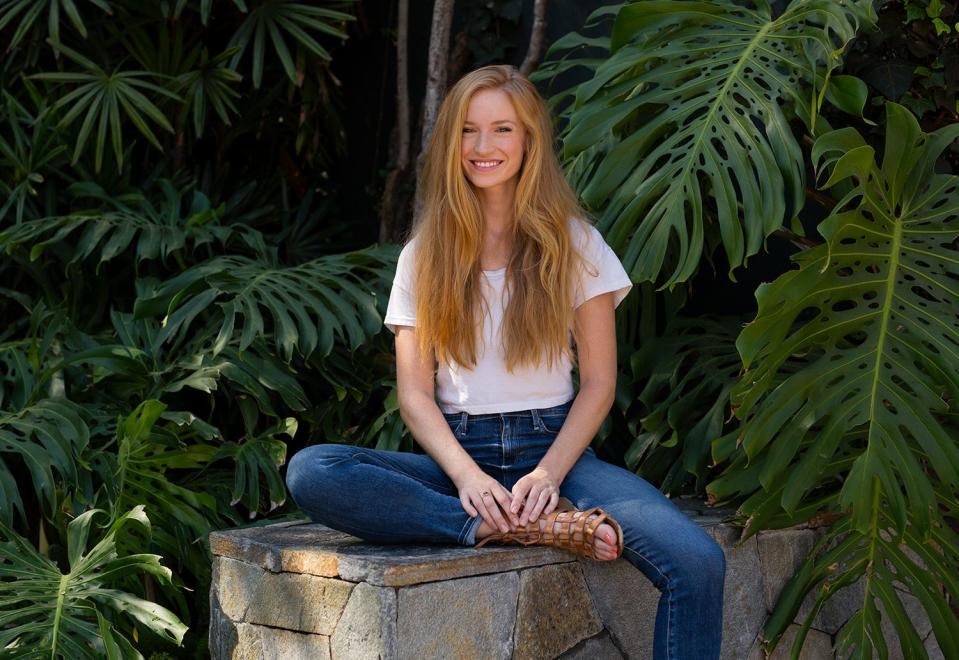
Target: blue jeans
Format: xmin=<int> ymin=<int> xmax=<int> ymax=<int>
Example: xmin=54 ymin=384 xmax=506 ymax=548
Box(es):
xmin=286 ymin=400 xmax=725 ymax=659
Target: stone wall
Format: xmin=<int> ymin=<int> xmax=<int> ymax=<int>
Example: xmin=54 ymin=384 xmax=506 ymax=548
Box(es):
xmin=208 ymin=498 xmax=941 ymax=659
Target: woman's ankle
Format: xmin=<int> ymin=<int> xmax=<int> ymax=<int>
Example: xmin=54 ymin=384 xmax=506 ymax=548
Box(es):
xmin=475 ymin=520 xmax=495 ymax=540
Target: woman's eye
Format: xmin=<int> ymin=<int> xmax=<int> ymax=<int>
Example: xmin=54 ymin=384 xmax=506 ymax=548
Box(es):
xmin=463 ymin=127 xmax=475 ymax=133
xmin=497 ymin=127 xmax=512 ymax=132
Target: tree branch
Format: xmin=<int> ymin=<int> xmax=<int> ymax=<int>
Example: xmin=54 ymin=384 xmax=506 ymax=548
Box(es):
xmin=520 ymin=0 xmax=548 ymax=76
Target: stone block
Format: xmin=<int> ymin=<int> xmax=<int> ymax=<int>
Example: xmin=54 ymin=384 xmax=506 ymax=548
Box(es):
xmin=232 ymin=624 xmax=331 ymax=660
xmin=752 ymin=623 xmax=833 ymax=659
xmin=878 ymin=589 xmax=934 ymax=660
xmin=209 ymin=580 xmax=239 ymax=660
xmin=214 ymin=556 xmax=353 ymax=635
xmin=795 ymin=576 xmax=865 ymax=635
xmin=924 ymin=630 xmax=945 ymax=660
xmin=395 ymin=571 xmax=519 ymax=660
xmin=559 ymin=632 xmax=625 ymax=659
xmin=579 ymin=556 xmax=658 ymax=658
xmin=757 ymin=529 xmax=817 ymax=612
xmin=710 ymin=525 xmax=767 ymax=660
xmin=331 ymin=582 xmax=397 ymax=660
xmin=514 ymin=563 xmax=603 ymax=659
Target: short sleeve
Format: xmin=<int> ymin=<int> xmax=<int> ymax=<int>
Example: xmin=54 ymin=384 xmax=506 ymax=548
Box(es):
xmin=383 ymin=240 xmax=418 ymax=334
xmin=573 ymin=223 xmax=633 ymax=310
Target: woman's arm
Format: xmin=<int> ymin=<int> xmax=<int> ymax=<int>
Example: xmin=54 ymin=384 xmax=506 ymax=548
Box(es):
xmin=394 ymin=325 xmax=518 ymax=533
xmin=510 ymin=291 xmax=618 ymax=524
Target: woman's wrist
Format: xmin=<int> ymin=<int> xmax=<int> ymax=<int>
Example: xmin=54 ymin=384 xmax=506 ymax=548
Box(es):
xmin=448 ymin=461 xmax=486 ymax=489
xmin=533 ymin=461 xmax=566 ymax=485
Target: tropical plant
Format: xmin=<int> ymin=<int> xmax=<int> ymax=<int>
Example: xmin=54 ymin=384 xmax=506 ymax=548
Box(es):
xmin=536 ymin=1 xmax=959 ymax=657
xmin=715 ymin=103 xmax=959 ymax=658
xmin=0 ymin=505 xmax=186 ymax=658
xmin=535 ymin=0 xmax=874 ymax=287
xmin=0 ymin=0 xmax=396 ymax=655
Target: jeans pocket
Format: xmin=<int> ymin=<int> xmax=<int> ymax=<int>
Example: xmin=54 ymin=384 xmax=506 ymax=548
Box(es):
xmin=539 ymin=414 xmax=565 ymax=435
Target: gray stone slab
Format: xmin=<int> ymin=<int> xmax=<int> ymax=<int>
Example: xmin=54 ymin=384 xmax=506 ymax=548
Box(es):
xmin=757 ymin=528 xmax=818 ymax=612
xmin=331 ymin=582 xmax=397 ymax=660
xmin=753 ymin=623 xmax=833 ymax=659
xmin=209 ymin=577 xmax=239 ymax=660
xmin=879 ymin=589 xmax=934 ymax=660
xmin=395 ymin=571 xmax=519 ymax=660
xmin=578 ymin=557 xmax=658 ymax=659
xmin=710 ymin=525 xmax=767 ymax=660
xmin=232 ymin=624 xmax=332 ymax=660
xmin=211 ymin=522 xmax=576 ymax=586
xmin=924 ymin=630 xmax=945 ymax=660
xmin=513 ymin=563 xmax=603 ymax=660
xmin=559 ymin=632 xmax=625 ymax=659
xmin=214 ymin=556 xmax=353 ymax=635
xmin=795 ymin=576 xmax=865 ymax=635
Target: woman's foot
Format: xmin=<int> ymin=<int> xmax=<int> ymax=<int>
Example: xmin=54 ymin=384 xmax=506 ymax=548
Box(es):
xmin=475 ymin=510 xmax=620 ymax=560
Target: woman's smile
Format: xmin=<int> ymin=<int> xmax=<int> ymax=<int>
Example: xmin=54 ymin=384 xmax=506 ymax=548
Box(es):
xmin=470 ymin=159 xmax=504 ymax=171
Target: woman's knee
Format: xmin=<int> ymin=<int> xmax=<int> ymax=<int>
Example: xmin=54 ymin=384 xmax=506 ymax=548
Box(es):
xmin=286 ymin=443 xmax=354 ymax=500
xmin=698 ymin=535 xmax=726 ymax=584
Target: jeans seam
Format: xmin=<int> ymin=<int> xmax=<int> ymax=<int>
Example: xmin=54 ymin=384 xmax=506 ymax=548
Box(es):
xmin=624 ymin=544 xmax=673 ymax=660
xmin=351 ymin=451 xmax=454 ymax=493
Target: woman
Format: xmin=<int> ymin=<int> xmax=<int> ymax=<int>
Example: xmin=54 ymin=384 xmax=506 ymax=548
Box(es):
xmin=286 ymin=65 xmax=725 ymax=659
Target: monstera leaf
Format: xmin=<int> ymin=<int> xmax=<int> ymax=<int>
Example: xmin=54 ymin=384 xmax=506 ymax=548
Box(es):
xmin=624 ymin=316 xmax=745 ymax=494
xmin=135 ymin=244 xmax=397 ymax=362
xmin=0 ymin=505 xmax=186 ymax=658
xmin=712 ymin=103 xmax=959 ymax=658
xmin=108 ymin=401 xmax=219 ymax=570
xmin=0 ymin=179 xmax=268 ymax=268
xmin=0 ymin=399 xmax=88 ymax=526
xmin=536 ymin=0 xmax=874 ymax=287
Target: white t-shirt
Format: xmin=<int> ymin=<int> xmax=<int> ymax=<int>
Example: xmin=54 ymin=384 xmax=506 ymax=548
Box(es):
xmin=384 ymin=218 xmax=632 ymax=414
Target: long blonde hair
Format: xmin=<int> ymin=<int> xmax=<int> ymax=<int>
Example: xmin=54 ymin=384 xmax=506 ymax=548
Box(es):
xmin=410 ymin=64 xmax=591 ymax=372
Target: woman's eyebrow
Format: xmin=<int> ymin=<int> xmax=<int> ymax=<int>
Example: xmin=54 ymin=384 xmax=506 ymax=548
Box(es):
xmin=463 ymin=119 xmax=516 ymax=125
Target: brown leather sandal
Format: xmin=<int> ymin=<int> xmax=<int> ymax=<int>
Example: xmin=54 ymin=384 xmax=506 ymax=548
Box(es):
xmin=475 ymin=497 xmax=624 ymax=560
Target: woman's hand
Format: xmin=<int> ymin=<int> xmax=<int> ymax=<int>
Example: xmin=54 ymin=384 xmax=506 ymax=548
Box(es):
xmin=458 ymin=471 xmax=519 ymax=534
xmin=510 ymin=467 xmax=560 ymax=525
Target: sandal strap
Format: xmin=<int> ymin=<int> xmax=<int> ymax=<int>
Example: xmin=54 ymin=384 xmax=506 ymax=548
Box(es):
xmin=475 ymin=505 xmax=623 ymax=560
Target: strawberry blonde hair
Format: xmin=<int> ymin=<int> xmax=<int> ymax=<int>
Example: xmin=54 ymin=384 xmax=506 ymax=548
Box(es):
xmin=409 ymin=64 xmax=592 ymax=372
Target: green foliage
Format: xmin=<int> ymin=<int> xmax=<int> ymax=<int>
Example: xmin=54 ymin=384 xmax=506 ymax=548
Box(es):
xmin=710 ymin=103 xmax=959 ymax=657
xmin=535 ymin=0 xmax=875 ymax=287
xmin=0 ymin=505 xmax=186 ymax=658
xmin=0 ymin=0 xmax=394 ymax=654
xmin=541 ymin=3 xmax=959 ymax=657
xmin=30 ymin=41 xmax=181 ymax=172
xmin=137 ymin=244 xmax=396 ymax=361
xmin=0 ymin=398 xmax=88 ymax=525
xmin=622 ymin=316 xmax=743 ymax=494
xmin=226 ymin=1 xmax=355 ymax=88
xmin=0 ymin=0 xmax=113 ymax=51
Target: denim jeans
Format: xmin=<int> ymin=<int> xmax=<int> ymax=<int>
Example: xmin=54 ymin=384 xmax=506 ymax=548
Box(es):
xmin=286 ymin=399 xmax=725 ymax=660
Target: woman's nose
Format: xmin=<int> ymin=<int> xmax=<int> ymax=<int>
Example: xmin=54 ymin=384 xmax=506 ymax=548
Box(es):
xmin=473 ymin=131 xmax=493 ymax=155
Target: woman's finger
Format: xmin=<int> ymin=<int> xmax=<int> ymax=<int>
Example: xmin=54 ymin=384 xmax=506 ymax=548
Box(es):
xmin=492 ymin=487 xmax=520 ymax=526
xmin=528 ymin=488 xmax=552 ymax=523
xmin=477 ymin=491 xmax=510 ymax=533
xmin=472 ymin=495 xmax=497 ymax=531
xmin=542 ymin=491 xmax=559 ymax=517
xmin=460 ymin=493 xmax=478 ymax=518
xmin=510 ymin=479 xmax=531 ymax=516
xmin=520 ymin=485 xmax=542 ymax=525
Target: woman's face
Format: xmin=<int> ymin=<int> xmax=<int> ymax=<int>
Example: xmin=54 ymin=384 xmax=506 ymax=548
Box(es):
xmin=461 ymin=88 xmax=527 ymax=192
